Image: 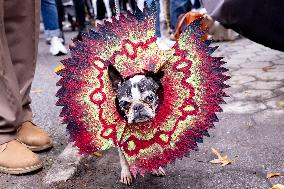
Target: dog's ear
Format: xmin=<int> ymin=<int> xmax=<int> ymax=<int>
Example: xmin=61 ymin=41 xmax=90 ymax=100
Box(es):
xmin=154 ymin=69 xmax=164 ymax=82
xmin=108 ymin=64 xmax=123 ymax=92
xmin=146 ymin=69 xmax=164 ymax=83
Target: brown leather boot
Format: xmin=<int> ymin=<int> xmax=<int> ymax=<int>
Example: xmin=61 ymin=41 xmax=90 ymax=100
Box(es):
xmin=0 ymin=140 xmax=43 ymax=174
xmin=17 ymin=121 xmax=53 ymax=152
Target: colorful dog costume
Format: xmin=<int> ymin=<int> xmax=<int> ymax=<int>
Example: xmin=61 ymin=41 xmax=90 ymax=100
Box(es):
xmin=56 ymin=6 xmax=229 ymax=176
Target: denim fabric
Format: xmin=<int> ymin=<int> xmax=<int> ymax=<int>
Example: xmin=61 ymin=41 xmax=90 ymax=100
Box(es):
xmin=145 ymin=0 xmax=155 ymax=5
xmin=153 ymin=0 xmax=192 ymax=37
xmin=192 ymin=0 xmax=201 ymax=9
xmin=41 ymin=0 xmax=60 ymax=38
xmin=155 ymin=0 xmax=160 ymax=37
xmin=170 ymin=0 xmax=192 ymax=30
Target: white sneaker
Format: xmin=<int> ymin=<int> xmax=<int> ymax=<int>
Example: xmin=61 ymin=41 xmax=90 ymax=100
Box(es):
xmin=49 ymin=36 xmax=68 ymax=56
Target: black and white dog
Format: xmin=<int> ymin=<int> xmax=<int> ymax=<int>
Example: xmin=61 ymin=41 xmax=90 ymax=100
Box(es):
xmin=108 ymin=64 xmax=166 ymax=185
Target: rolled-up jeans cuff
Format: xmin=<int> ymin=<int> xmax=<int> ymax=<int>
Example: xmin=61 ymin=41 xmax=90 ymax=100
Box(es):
xmin=44 ymin=29 xmax=60 ymax=39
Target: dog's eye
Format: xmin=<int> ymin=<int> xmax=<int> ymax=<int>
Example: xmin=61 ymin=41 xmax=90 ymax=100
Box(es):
xmin=140 ymin=86 xmax=146 ymax=93
xmin=145 ymin=95 xmax=154 ymax=103
xmin=119 ymin=101 xmax=130 ymax=109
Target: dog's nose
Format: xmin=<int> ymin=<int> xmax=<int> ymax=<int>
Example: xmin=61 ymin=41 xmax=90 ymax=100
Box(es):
xmin=133 ymin=104 xmax=144 ymax=111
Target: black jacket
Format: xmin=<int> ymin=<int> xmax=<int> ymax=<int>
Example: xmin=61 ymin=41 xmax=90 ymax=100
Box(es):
xmin=201 ymin=0 xmax=284 ymax=51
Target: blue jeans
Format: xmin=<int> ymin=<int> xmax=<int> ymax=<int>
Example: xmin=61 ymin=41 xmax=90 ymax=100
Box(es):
xmin=41 ymin=0 xmax=60 ymax=39
xmin=153 ymin=0 xmax=192 ymax=37
xmin=170 ymin=0 xmax=192 ymax=29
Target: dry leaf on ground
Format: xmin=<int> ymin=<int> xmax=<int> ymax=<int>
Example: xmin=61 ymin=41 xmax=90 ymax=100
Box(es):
xmin=48 ymin=75 xmax=56 ymax=79
xmin=93 ymin=151 xmax=103 ymax=157
xmin=54 ymin=65 xmax=65 ymax=72
xmin=267 ymin=172 xmax=281 ymax=179
xmin=262 ymin=65 xmax=275 ymax=72
xmin=276 ymin=101 xmax=284 ymax=109
xmin=270 ymin=184 xmax=284 ymax=189
xmin=31 ymin=89 xmax=44 ymax=94
xmin=210 ymin=148 xmax=233 ymax=166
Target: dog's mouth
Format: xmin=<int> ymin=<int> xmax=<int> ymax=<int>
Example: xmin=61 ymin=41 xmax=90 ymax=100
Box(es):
xmin=133 ymin=115 xmax=152 ymax=123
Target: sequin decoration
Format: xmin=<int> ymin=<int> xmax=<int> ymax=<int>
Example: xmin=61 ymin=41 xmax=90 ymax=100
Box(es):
xmin=56 ymin=5 xmax=229 ymax=176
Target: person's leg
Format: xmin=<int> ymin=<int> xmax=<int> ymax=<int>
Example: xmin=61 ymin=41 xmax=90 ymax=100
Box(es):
xmin=73 ymin=0 xmax=86 ymax=32
xmin=4 ymin=0 xmax=40 ymax=125
xmin=170 ymin=0 xmax=192 ymax=30
xmin=192 ymin=0 xmax=201 ymax=9
xmin=55 ymin=0 xmax=65 ymax=31
xmin=103 ymin=0 xmax=112 ymax=19
xmin=4 ymin=0 xmax=53 ymax=151
xmin=155 ymin=0 xmax=161 ymax=37
xmin=122 ymin=0 xmax=127 ymax=11
xmin=158 ymin=0 xmax=172 ymax=38
xmin=0 ymin=0 xmax=43 ymax=175
xmin=137 ymin=0 xmax=145 ymax=11
xmin=0 ymin=0 xmax=23 ymax=145
xmin=67 ymin=13 xmax=76 ymax=31
xmin=85 ymin=0 xmax=95 ymax=19
xmin=96 ymin=0 xmax=106 ymax=21
xmin=109 ymin=0 xmax=116 ymax=17
xmin=41 ymin=0 xmax=67 ymax=55
xmin=55 ymin=0 xmax=66 ymax=42
xmin=129 ymin=0 xmax=136 ymax=12
xmin=41 ymin=0 xmax=61 ymax=40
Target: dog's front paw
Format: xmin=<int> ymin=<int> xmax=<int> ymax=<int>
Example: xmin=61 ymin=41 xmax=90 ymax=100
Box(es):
xmin=152 ymin=167 xmax=166 ymax=176
xmin=120 ymin=167 xmax=132 ymax=185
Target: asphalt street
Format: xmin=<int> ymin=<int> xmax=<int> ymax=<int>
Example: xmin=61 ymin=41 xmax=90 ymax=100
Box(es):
xmin=0 ymin=31 xmax=283 ymax=189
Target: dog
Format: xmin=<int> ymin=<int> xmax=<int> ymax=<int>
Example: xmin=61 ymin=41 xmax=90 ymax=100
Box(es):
xmin=108 ymin=64 xmax=166 ymax=185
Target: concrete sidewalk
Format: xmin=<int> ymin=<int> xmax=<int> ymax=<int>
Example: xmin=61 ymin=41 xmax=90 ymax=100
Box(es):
xmin=0 ymin=32 xmax=283 ymax=189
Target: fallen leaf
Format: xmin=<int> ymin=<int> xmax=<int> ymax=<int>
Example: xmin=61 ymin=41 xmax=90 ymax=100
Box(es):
xmin=48 ymin=75 xmax=56 ymax=79
xmin=262 ymin=65 xmax=275 ymax=72
xmin=210 ymin=148 xmax=233 ymax=166
xmin=276 ymin=101 xmax=284 ymax=109
xmin=246 ymin=121 xmax=254 ymax=128
xmin=211 ymin=147 xmax=222 ymax=159
xmin=54 ymin=65 xmax=65 ymax=72
xmin=270 ymin=184 xmax=284 ymax=189
xmin=267 ymin=172 xmax=281 ymax=179
xmin=93 ymin=151 xmax=103 ymax=157
xmin=31 ymin=89 xmax=44 ymax=94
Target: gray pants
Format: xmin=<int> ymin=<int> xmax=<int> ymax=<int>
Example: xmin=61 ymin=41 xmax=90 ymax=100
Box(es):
xmin=0 ymin=0 xmax=39 ymax=144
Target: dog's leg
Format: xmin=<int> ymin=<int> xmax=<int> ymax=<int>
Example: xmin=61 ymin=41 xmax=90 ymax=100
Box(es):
xmin=118 ymin=148 xmax=132 ymax=185
xmin=152 ymin=167 xmax=166 ymax=176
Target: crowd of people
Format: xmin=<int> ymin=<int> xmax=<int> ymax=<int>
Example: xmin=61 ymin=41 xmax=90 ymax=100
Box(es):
xmin=41 ymin=0 xmax=205 ymax=56
xmin=41 ymin=0 xmax=138 ymax=56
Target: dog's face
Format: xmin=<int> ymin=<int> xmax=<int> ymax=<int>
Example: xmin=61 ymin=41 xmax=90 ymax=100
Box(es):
xmin=108 ymin=65 xmax=164 ymax=124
